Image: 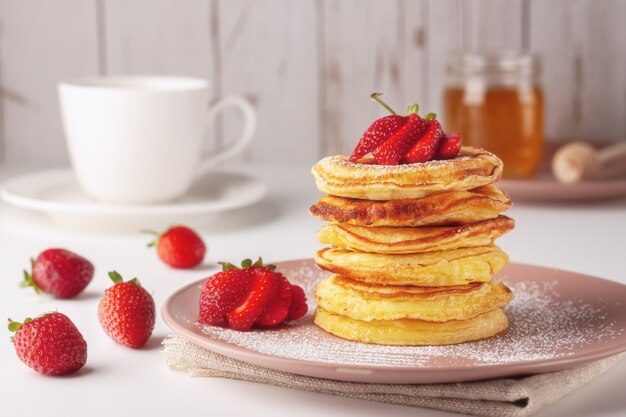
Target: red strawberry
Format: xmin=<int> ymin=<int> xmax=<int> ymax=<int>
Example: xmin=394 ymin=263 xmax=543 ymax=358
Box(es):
xmin=227 ymin=268 xmax=277 ymax=330
xmin=9 ymin=312 xmax=87 ymax=375
xmin=21 ymin=249 xmax=94 ymax=298
xmin=433 ymin=132 xmax=462 ymax=160
xmin=198 ymin=258 xmax=308 ymax=330
xmin=98 ymin=271 xmax=155 ymax=348
xmin=256 ymin=272 xmax=293 ymax=328
xmin=349 ymin=114 xmax=406 ymax=162
xmin=200 ymin=269 xmax=255 ymax=323
xmin=146 ymin=225 xmax=206 ymax=269
xmin=403 ymin=114 xmax=444 ymax=164
xmin=372 ymin=112 xmax=427 ymax=165
xmin=286 ymin=284 xmax=308 ymax=321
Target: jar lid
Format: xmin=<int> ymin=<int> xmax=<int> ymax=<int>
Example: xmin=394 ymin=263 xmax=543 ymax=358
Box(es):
xmin=447 ymin=51 xmax=539 ymax=76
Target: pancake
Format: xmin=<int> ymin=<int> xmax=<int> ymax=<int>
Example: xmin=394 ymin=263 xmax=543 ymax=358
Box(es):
xmin=311 ymin=147 xmax=503 ymax=200
xmin=316 ymin=215 xmax=515 ymax=254
xmin=316 ymin=274 xmax=513 ymax=322
xmin=315 ymin=245 xmax=508 ymax=286
xmin=309 ymin=184 xmax=511 ymax=227
xmin=314 ymin=307 xmax=509 ymax=345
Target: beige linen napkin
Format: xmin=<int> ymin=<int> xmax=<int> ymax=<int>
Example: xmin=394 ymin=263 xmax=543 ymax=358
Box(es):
xmin=162 ymin=335 xmax=624 ymax=417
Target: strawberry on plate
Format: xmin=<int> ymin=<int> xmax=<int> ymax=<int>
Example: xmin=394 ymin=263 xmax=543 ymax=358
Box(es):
xmin=146 ymin=225 xmax=206 ymax=269
xmin=21 ymin=248 xmax=94 ymax=299
xmin=98 ymin=271 xmax=155 ymax=348
xmin=199 ymin=258 xmax=308 ymax=331
xmin=8 ymin=312 xmax=87 ymax=375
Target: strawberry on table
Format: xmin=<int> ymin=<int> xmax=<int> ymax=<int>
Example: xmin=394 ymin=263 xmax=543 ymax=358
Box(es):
xmin=146 ymin=225 xmax=206 ymax=269
xmin=8 ymin=312 xmax=87 ymax=375
xmin=20 ymin=248 xmax=94 ymax=299
xmin=98 ymin=271 xmax=155 ymax=348
xmin=199 ymin=258 xmax=308 ymax=331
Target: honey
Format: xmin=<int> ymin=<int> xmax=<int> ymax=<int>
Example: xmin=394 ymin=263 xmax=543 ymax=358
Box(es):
xmin=444 ymin=86 xmax=544 ymax=178
xmin=443 ymin=52 xmax=544 ymax=178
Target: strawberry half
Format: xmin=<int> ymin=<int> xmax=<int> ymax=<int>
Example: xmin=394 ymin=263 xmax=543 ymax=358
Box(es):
xmin=402 ymin=114 xmax=444 ymax=164
xmin=227 ymin=268 xmax=277 ymax=330
xmin=433 ymin=132 xmax=462 ymax=160
xmin=256 ymin=272 xmax=292 ymax=328
xmin=349 ymin=114 xmax=406 ymax=162
xmin=372 ymin=111 xmax=427 ymax=165
xmin=286 ymin=284 xmax=308 ymax=321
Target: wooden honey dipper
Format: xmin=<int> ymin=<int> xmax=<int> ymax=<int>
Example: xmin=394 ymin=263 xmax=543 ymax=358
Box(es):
xmin=552 ymin=141 xmax=626 ymax=184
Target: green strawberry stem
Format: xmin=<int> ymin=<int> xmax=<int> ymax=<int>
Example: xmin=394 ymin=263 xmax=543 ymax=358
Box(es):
xmin=407 ymin=103 xmax=420 ymax=115
xmin=20 ymin=258 xmax=41 ymax=294
xmin=108 ymin=271 xmax=141 ymax=286
xmin=140 ymin=229 xmax=160 ymax=247
xmin=425 ymin=112 xmax=437 ymax=120
xmin=370 ymin=93 xmax=397 ymax=115
xmin=217 ymin=257 xmax=276 ymax=271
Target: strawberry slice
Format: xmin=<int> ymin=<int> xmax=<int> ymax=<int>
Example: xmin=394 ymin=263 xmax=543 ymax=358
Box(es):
xmin=433 ymin=132 xmax=462 ymax=160
xmin=349 ymin=115 xmax=406 ymax=162
xmin=227 ymin=267 xmax=277 ymax=330
xmin=402 ymin=114 xmax=444 ymax=164
xmin=199 ymin=269 xmax=254 ymax=324
xmin=286 ymin=285 xmax=308 ymax=321
xmin=372 ymin=113 xmax=426 ymax=165
xmin=256 ymin=272 xmax=292 ymax=328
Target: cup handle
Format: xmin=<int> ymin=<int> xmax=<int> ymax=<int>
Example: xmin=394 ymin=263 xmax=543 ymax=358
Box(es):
xmin=196 ymin=95 xmax=257 ymax=177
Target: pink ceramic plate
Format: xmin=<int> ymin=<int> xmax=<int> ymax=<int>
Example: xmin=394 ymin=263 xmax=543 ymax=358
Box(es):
xmin=499 ymin=175 xmax=626 ymax=203
xmin=162 ymin=259 xmax=626 ymax=384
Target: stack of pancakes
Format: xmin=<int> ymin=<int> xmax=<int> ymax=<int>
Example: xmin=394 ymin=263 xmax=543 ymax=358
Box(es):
xmin=309 ymin=147 xmax=515 ymax=345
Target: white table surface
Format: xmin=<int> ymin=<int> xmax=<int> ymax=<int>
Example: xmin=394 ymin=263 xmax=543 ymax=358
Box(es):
xmin=1 ymin=163 xmax=625 ymax=417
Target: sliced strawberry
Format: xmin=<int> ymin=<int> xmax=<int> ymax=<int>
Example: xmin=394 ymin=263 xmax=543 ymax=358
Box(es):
xmin=286 ymin=285 xmax=308 ymax=321
xmin=372 ymin=113 xmax=426 ymax=165
xmin=256 ymin=272 xmax=292 ymax=328
xmin=433 ymin=132 xmax=462 ymax=160
xmin=227 ymin=268 xmax=277 ymax=330
xmin=349 ymin=115 xmax=406 ymax=162
xmin=199 ymin=269 xmax=254 ymax=324
xmin=402 ymin=116 xmax=444 ymax=164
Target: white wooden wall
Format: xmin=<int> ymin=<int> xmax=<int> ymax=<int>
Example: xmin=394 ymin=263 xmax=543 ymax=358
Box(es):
xmin=0 ymin=0 xmax=625 ymax=165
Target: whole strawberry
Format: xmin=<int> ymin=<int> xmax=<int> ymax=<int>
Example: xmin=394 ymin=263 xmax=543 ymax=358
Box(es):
xmin=9 ymin=312 xmax=87 ymax=375
xmin=146 ymin=225 xmax=206 ymax=268
xmin=199 ymin=257 xmax=308 ymax=331
xmin=98 ymin=271 xmax=155 ymax=348
xmin=21 ymin=248 xmax=94 ymax=298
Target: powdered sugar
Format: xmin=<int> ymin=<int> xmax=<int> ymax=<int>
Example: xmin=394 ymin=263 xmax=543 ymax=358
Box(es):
xmin=195 ymin=262 xmax=622 ymax=368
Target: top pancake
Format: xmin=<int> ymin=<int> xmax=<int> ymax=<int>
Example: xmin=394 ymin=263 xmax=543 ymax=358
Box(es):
xmin=310 ymin=184 xmax=511 ymax=227
xmin=311 ymin=147 xmax=503 ymax=200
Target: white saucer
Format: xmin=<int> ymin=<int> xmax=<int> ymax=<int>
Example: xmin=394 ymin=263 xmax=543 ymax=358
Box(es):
xmin=1 ymin=168 xmax=267 ymax=230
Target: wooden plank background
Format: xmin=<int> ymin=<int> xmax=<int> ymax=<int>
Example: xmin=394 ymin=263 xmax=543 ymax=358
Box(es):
xmin=0 ymin=0 xmax=624 ymax=165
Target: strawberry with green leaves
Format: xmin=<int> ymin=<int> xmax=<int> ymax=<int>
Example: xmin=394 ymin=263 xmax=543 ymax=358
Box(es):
xmin=8 ymin=312 xmax=87 ymax=375
xmin=199 ymin=258 xmax=308 ymax=331
xmin=21 ymin=249 xmax=94 ymax=299
xmin=146 ymin=225 xmax=206 ymax=269
xmin=98 ymin=271 xmax=155 ymax=348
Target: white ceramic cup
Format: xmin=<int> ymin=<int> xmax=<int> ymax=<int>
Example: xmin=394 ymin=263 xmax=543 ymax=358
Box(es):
xmin=58 ymin=76 xmax=256 ymax=204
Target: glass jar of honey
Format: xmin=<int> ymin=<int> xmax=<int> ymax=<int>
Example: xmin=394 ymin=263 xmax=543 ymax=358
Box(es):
xmin=443 ymin=52 xmax=544 ymax=178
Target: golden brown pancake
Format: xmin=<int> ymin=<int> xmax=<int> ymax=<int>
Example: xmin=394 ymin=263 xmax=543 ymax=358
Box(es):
xmin=314 ymin=307 xmax=509 ymax=345
xmin=309 ymin=184 xmax=511 ymax=227
xmin=311 ymin=147 xmax=503 ymax=200
xmin=315 ymin=245 xmax=508 ymax=286
xmin=316 ymin=215 xmax=514 ymax=254
xmin=316 ymin=274 xmax=513 ymax=322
